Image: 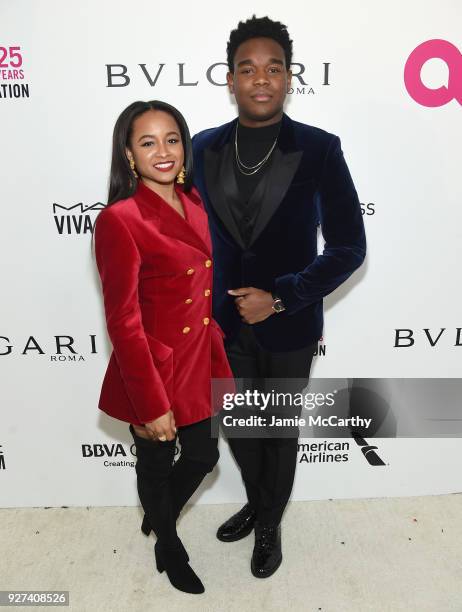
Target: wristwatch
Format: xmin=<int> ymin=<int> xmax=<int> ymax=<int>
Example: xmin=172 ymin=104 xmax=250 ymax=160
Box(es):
xmin=271 ymin=293 xmax=286 ymax=314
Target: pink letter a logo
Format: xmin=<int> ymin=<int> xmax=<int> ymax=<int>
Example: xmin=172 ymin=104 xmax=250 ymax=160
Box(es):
xmin=404 ymin=39 xmax=462 ymax=107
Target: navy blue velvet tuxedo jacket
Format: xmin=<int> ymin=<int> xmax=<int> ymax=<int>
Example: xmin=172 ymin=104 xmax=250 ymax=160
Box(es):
xmin=192 ymin=113 xmax=366 ymax=352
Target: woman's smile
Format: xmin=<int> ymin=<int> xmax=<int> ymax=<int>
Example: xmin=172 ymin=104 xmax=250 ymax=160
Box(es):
xmin=154 ymin=161 xmax=176 ymax=172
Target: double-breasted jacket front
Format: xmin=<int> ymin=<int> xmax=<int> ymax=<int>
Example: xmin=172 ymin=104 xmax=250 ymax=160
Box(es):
xmin=94 ymin=180 xmax=233 ymax=427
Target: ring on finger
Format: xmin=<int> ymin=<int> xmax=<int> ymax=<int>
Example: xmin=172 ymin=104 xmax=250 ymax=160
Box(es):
xmin=158 ymin=434 xmax=167 ymax=442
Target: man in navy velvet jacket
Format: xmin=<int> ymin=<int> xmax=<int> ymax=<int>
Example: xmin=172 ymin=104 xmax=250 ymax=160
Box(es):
xmin=192 ymin=16 xmax=366 ymax=578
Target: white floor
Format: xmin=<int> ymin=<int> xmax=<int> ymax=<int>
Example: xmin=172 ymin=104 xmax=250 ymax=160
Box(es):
xmin=1 ymin=495 xmax=462 ymax=612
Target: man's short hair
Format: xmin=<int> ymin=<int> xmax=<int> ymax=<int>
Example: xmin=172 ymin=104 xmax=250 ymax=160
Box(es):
xmin=226 ymin=15 xmax=293 ymax=73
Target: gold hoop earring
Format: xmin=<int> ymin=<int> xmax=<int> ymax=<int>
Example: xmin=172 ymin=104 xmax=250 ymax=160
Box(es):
xmin=176 ymin=166 xmax=186 ymax=184
xmin=129 ymin=156 xmax=138 ymax=178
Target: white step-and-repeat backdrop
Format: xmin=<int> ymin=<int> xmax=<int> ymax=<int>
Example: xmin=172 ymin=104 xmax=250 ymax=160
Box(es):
xmin=1 ymin=0 xmax=461 ymax=507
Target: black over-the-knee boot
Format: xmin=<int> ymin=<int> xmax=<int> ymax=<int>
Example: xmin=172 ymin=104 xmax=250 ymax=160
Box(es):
xmin=169 ymin=417 xmax=219 ymax=518
xmin=130 ymin=425 xmax=178 ymax=544
xmin=129 ymin=426 xmax=204 ymax=594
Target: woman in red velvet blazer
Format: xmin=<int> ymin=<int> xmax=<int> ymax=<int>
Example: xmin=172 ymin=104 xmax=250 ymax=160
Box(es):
xmin=94 ymin=100 xmax=233 ymax=595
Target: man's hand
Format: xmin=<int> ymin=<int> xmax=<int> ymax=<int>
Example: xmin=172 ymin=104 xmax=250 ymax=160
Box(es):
xmin=144 ymin=410 xmax=177 ymax=441
xmin=228 ymin=287 xmax=275 ymax=324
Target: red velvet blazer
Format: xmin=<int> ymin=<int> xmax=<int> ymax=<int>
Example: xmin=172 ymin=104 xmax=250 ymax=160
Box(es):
xmin=94 ymin=180 xmax=233 ymax=427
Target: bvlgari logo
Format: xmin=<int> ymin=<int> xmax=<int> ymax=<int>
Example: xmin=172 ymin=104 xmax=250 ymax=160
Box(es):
xmin=394 ymin=328 xmax=462 ymax=348
xmin=53 ymin=202 xmax=105 ymax=235
xmin=0 ymin=335 xmax=98 ymax=362
xmin=105 ymin=61 xmax=332 ymax=95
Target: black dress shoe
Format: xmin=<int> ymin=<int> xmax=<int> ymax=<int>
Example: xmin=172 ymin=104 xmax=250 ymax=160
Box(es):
xmin=251 ymin=522 xmax=282 ymax=578
xmin=216 ymin=503 xmax=256 ymax=542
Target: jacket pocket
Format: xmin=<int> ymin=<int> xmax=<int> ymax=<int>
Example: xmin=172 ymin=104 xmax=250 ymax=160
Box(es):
xmin=145 ymin=333 xmax=174 ymax=401
xmin=145 ymin=333 xmax=173 ymax=362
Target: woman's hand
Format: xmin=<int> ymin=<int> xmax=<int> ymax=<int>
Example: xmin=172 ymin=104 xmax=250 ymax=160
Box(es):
xmin=145 ymin=410 xmax=177 ymax=441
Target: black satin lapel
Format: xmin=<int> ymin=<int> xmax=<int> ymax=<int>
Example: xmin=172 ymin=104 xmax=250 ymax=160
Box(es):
xmin=220 ymin=142 xmax=240 ymax=210
xmin=204 ymin=145 xmax=246 ymax=249
xmin=249 ymin=148 xmax=303 ymax=246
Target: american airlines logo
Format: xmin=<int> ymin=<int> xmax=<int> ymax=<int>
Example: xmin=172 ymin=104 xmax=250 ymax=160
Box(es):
xmin=52 ymin=202 xmax=106 ymax=235
xmin=352 ymin=434 xmax=386 ymax=466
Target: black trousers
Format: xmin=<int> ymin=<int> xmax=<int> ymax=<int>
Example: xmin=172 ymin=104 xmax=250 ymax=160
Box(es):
xmin=129 ymin=417 xmax=218 ymax=544
xmin=223 ymin=324 xmax=316 ymax=526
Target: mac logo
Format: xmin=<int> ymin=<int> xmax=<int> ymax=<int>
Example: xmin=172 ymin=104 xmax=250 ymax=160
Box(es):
xmin=52 ymin=202 xmax=106 ymax=235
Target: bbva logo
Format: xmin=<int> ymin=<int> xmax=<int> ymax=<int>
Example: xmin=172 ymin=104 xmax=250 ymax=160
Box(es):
xmin=404 ymin=39 xmax=462 ymax=107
